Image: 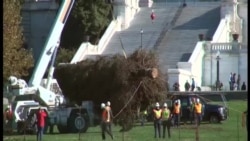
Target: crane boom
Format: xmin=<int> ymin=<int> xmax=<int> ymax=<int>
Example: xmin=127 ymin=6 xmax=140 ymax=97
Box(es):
xmin=28 ymin=0 xmax=75 ymax=87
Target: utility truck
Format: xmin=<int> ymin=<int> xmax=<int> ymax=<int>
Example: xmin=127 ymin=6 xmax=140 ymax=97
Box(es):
xmin=7 ymin=0 xmax=92 ymax=134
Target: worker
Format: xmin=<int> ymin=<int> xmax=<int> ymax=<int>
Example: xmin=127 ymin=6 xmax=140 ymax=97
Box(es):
xmin=101 ymin=103 xmax=113 ymax=140
xmin=153 ymin=102 xmax=162 ymax=138
xmin=194 ymin=98 xmax=202 ymax=126
xmin=161 ymin=103 xmax=171 ymax=139
xmin=105 ymin=101 xmax=113 ymax=135
xmin=4 ymin=105 xmax=13 ymax=134
xmin=140 ymin=109 xmax=148 ymax=126
xmin=173 ymin=100 xmax=181 ymax=127
xmin=36 ymin=107 xmax=47 ymax=141
xmin=189 ymin=97 xmax=196 ymax=124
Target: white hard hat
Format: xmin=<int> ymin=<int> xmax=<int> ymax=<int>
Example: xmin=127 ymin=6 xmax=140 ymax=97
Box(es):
xmin=101 ymin=103 xmax=105 ymax=109
xmin=178 ymin=99 xmax=181 ymax=104
xmin=196 ymin=98 xmax=200 ymax=103
xmin=107 ymin=101 xmax=111 ymax=106
xmin=8 ymin=76 xmax=18 ymax=86
xmin=155 ymin=102 xmax=160 ymax=107
xmin=163 ymin=103 xmax=167 ymax=107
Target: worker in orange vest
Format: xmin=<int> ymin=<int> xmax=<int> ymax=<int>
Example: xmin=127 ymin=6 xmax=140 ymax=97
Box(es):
xmin=172 ymin=100 xmax=181 ymax=127
xmin=101 ymin=103 xmax=113 ymax=140
xmin=105 ymin=101 xmax=113 ymax=133
xmin=153 ymin=102 xmax=162 ymax=138
xmin=194 ymin=98 xmax=202 ymax=126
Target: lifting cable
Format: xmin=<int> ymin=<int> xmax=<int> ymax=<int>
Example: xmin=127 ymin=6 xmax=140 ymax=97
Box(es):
xmin=113 ymin=81 xmax=143 ymax=119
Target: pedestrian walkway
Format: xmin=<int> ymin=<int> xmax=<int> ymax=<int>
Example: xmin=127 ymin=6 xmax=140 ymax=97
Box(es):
xmin=101 ymin=1 xmax=221 ymax=74
xmin=102 ymin=3 xmax=180 ymax=56
xmin=157 ymin=2 xmax=221 ymax=72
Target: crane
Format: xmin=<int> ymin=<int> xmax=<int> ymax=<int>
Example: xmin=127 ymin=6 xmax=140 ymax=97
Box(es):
xmin=7 ymin=0 xmax=91 ymax=134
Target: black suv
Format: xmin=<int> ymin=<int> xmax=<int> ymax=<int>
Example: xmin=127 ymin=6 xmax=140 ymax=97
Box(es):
xmin=147 ymin=93 xmax=228 ymax=124
xmin=168 ymin=93 xmax=228 ymax=123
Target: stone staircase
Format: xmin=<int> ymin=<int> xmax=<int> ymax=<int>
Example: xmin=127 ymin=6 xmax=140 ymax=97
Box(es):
xmin=157 ymin=2 xmax=221 ymax=72
xmin=101 ymin=1 xmax=221 ymax=75
xmin=102 ymin=3 xmax=180 ymax=56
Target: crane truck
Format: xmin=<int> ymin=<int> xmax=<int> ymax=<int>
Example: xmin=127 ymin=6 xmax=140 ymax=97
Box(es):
xmin=7 ymin=0 xmax=91 ymax=134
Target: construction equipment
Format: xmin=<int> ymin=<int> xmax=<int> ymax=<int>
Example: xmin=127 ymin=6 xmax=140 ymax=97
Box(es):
xmin=7 ymin=0 xmax=91 ymax=134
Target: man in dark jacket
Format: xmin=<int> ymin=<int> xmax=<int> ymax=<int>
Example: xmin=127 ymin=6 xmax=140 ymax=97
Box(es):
xmin=184 ymin=80 xmax=190 ymax=91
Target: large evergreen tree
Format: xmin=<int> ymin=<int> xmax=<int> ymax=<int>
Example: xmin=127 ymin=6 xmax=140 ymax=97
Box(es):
xmin=55 ymin=50 xmax=168 ymax=130
xmin=3 ymin=0 xmax=34 ymax=82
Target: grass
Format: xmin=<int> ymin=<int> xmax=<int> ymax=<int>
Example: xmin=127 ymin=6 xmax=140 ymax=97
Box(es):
xmin=4 ymin=100 xmax=248 ymax=141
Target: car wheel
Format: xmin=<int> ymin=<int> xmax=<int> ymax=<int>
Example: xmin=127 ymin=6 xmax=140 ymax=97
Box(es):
xmin=68 ymin=113 xmax=88 ymax=133
xmin=209 ymin=115 xmax=220 ymax=123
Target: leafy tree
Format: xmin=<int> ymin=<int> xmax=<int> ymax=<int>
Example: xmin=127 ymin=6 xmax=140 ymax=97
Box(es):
xmin=3 ymin=0 xmax=34 ymax=82
xmin=61 ymin=0 xmax=112 ymax=48
xmin=55 ymin=49 xmax=168 ymax=130
xmin=55 ymin=48 xmax=77 ymax=65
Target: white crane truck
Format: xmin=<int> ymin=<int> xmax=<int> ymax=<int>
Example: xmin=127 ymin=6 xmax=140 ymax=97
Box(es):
xmin=7 ymin=0 xmax=91 ymax=134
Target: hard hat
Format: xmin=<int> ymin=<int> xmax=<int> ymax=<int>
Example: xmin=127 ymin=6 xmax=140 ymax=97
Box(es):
xmin=155 ymin=102 xmax=160 ymax=107
xmin=196 ymin=98 xmax=200 ymax=103
xmin=175 ymin=100 xmax=178 ymax=103
xmin=101 ymin=103 xmax=106 ymax=109
xmin=178 ymin=99 xmax=181 ymax=103
xmin=163 ymin=103 xmax=167 ymax=107
xmin=8 ymin=76 xmax=18 ymax=86
xmin=107 ymin=101 xmax=111 ymax=106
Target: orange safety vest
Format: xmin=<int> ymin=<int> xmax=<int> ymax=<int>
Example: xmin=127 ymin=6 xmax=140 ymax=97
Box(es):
xmin=106 ymin=106 xmax=113 ymax=120
xmin=194 ymin=103 xmax=202 ymax=114
xmin=5 ymin=110 xmax=13 ymax=120
xmin=173 ymin=104 xmax=180 ymax=114
xmin=102 ymin=109 xmax=110 ymax=122
xmin=153 ymin=109 xmax=162 ymax=119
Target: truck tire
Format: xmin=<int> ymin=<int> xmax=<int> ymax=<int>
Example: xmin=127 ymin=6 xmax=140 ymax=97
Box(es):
xmin=57 ymin=125 xmax=68 ymax=133
xmin=209 ymin=114 xmax=220 ymax=123
xmin=68 ymin=113 xmax=88 ymax=133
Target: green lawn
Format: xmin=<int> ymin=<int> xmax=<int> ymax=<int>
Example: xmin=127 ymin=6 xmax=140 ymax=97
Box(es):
xmin=4 ymin=100 xmax=248 ymax=141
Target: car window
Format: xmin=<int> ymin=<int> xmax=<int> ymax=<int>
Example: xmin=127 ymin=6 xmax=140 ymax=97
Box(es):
xmin=181 ymin=98 xmax=188 ymax=107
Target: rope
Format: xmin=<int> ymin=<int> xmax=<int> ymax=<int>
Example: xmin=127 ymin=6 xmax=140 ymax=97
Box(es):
xmin=113 ymin=81 xmax=143 ymax=119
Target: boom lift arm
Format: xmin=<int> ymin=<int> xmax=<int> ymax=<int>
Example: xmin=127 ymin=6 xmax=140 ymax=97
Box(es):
xmin=29 ymin=0 xmax=75 ymax=87
xmin=9 ymin=0 xmax=75 ymax=107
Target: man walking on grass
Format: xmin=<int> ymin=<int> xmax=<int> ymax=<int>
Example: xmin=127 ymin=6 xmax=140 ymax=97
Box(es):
xmin=101 ymin=103 xmax=113 ymax=140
